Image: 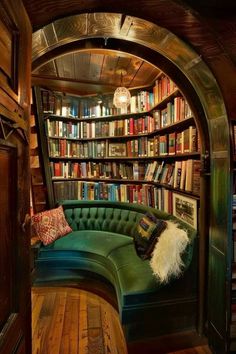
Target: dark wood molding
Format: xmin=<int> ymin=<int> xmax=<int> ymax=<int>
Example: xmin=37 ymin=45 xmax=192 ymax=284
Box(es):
xmin=0 ymin=115 xmax=28 ymax=143
xmin=32 ymin=37 xmax=210 ymax=149
xmin=0 ymin=3 xmax=19 ymax=95
xmin=33 ymin=86 xmax=55 ymax=208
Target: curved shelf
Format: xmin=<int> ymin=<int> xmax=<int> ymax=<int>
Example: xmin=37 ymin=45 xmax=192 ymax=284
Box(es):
xmin=44 ymin=88 xmax=181 ymax=123
xmin=44 ymin=110 xmax=150 ymax=123
xmin=46 ymin=116 xmax=195 ymax=141
xmin=51 ymin=176 xmax=200 ymax=199
xmin=36 ymin=84 xmax=200 ymax=214
xmin=47 ymin=132 xmax=149 ymax=141
xmin=49 ymin=152 xmax=200 ymax=161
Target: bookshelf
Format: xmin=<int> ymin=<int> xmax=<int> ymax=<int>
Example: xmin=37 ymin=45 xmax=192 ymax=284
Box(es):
xmin=33 ymin=74 xmax=200 ymax=226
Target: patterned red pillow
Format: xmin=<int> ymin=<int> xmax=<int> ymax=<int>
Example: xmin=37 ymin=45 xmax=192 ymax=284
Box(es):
xmin=31 ymin=205 xmax=72 ymax=246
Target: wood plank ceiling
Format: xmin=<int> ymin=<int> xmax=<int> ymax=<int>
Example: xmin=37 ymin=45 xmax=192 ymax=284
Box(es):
xmin=31 ymin=14 xmax=160 ymax=96
xmin=32 ymin=49 xmax=160 ymax=96
xmin=23 ymin=0 xmax=236 ymax=113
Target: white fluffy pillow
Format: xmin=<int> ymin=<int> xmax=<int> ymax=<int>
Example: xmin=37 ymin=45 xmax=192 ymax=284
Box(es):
xmin=149 ymin=220 xmax=190 ymax=283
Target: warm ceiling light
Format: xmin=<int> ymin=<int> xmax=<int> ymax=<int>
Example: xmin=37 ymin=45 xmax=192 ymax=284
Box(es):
xmin=113 ymin=69 xmax=131 ymax=112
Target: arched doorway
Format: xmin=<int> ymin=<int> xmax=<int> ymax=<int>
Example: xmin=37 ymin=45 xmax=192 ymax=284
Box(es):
xmin=31 ymin=13 xmax=231 ymax=352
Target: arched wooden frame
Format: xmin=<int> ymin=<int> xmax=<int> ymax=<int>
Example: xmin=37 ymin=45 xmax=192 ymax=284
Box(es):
xmin=32 ymin=13 xmax=231 ymax=351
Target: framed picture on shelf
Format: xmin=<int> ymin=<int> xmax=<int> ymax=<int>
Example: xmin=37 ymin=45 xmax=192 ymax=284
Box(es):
xmin=172 ymin=193 xmax=197 ymax=229
xmin=108 ymin=143 xmax=127 ymax=157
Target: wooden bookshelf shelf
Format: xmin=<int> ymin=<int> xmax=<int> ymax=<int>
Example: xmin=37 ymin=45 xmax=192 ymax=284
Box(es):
xmin=34 ymin=76 xmax=200 ymax=212
xmin=44 ymin=110 xmax=151 ymax=123
xmin=47 ymin=133 xmax=149 ymax=141
xmin=43 ymin=88 xmax=181 ymax=123
xmin=149 ymin=116 xmax=195 ymax=135
xmin=46 ymin=116 xmax=195 ymax=142
xmin=51 ymin=176 xmax=200 ymax=198
xmin=48 ymin=153 xmax=200 ymax=160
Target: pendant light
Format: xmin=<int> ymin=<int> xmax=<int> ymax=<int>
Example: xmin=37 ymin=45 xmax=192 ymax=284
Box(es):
xmin=113 ymin=69 xmax=131 ymax=113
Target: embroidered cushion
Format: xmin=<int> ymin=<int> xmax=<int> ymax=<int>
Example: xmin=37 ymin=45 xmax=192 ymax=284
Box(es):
xmin=31 ymin=205 xmax=72 ymax=245
xmin=134 ymin=212 xmax=167 ymax=260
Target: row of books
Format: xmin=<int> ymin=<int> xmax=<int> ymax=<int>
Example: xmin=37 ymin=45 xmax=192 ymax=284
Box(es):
xmin=53 ymin=180 xmax=174 ymax=213
xmin=48 ymin=138 xmax=154 ymax=158
xmin=160 ymin=97 xmax=192 ymax=126
xmin=41 ymin=90 xmax=122 ymax=118
xmin=144 ymin=159 xmax=200 ymax=193
xmin=41 ymin=82 xmax=189 ymax=120
xmin=45 ymin=100 xmax=193 ymax=141
xmin=159 ymin=126 xmax=198 ymax=155
xmin=153 ymin=75 xmax=177 ymax=105
xmin=129 ymin=91 xmax=154 ymax=113
xmin=47 ymin=126 xmax=198 ymax=158
xmin=50 ymin=159 xmax=200 ymax=195
xmin=51 ymin=161 xmax=147 ymax=180
xmin=41 ymin=89 xmax=156 ymax=118
xmin=45 ymin=115 xmax=160 ymax=139
xmin=172 ymin=159 xmax=200 ymax=194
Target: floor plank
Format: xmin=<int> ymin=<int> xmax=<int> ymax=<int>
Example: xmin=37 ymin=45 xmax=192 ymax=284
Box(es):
xmin=32 ymin=287 xmax=211 ymax=354
xmin=32 ymin=287 xmax=127 ymax=354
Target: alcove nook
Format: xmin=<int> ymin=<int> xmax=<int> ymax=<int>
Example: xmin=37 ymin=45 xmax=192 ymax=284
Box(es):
xmin=30 ymin=11 xmax=231 ymax=353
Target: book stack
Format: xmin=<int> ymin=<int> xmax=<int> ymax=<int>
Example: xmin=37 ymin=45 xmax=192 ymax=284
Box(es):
xmin=173 ymin=159 xmax=200 ymax=194
xmin=153 ymin=75 xmax=177 ymax=104
xmin=175 ymin=126 xmax=198 ymax=154
xmin=49 ymin=161 xmax=148 ymax=180
xmin=53 ymin=180 xmax=177 ymax=213
xmin=130 ymin=90 xmax=154 ymax=113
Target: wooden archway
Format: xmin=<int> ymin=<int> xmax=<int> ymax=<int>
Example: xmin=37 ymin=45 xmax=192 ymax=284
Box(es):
xmin=32 ymin=13 xmax=231 ymax=352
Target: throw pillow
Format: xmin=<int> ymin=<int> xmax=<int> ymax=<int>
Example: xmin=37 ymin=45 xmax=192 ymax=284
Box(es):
xmin=149 ymin=220 xmax=190 ymax=283
xmin=134 ymin=212 xmax=167 ymax=260
xmin=31 ymin=205 xmax=72 ymax=246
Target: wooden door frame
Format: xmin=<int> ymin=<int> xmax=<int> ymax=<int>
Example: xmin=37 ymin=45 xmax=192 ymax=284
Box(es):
xmin=0 ymin=1 xmax=32 ymax=353
xmin=0 ymin=139 xmax=23 ymax=353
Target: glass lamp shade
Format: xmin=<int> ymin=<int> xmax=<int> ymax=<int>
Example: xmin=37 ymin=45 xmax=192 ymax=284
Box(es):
xmin=113 ymin=86 xmax=131 ymax=109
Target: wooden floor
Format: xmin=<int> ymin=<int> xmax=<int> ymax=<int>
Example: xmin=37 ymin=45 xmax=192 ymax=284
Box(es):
xmin=32 ymin=287 xmax=212 ymax=354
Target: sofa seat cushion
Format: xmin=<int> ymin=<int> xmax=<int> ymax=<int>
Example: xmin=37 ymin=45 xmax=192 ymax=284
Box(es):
xmin=108 ymin=242 xmax=196 ymax=309
xmin=108 ymin=244 xmax=160 ymax=300
xmin=41 ymin=230 xmax=133 ymax=258
xmin=36 ymin=248 xmax=117 ymax=285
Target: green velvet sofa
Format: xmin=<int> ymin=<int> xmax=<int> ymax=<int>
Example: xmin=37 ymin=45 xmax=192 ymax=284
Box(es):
xmin=34 ymin=200 xmax=198 ymax=343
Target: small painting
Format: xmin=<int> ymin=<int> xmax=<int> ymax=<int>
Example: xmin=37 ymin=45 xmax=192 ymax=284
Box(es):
xmin=172 ymin=193 xmax=197 ymax=229
xmin=108 ymin=143 xmax=127 ymax=157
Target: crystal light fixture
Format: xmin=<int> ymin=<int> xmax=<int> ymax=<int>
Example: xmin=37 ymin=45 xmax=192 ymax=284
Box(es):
xmin=113 ymin=69 xmax=131 ymax=112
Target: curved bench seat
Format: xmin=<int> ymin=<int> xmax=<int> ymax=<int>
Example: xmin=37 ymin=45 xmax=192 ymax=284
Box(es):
xmin=34 ymin=200 xmax=198 ymax=342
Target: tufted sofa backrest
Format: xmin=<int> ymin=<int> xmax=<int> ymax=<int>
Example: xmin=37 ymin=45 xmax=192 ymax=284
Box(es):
xmin=64 ymin=207 xmax=142 ymax=237
xmin=60 ymin=200 xmax=196 ymax=240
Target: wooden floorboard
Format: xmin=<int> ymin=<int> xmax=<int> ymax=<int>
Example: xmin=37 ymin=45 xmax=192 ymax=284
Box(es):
xmin=32 ymin=286 xmax=127 ymax=354
xmin=32 ymin=286 xmax=212 ymax=354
